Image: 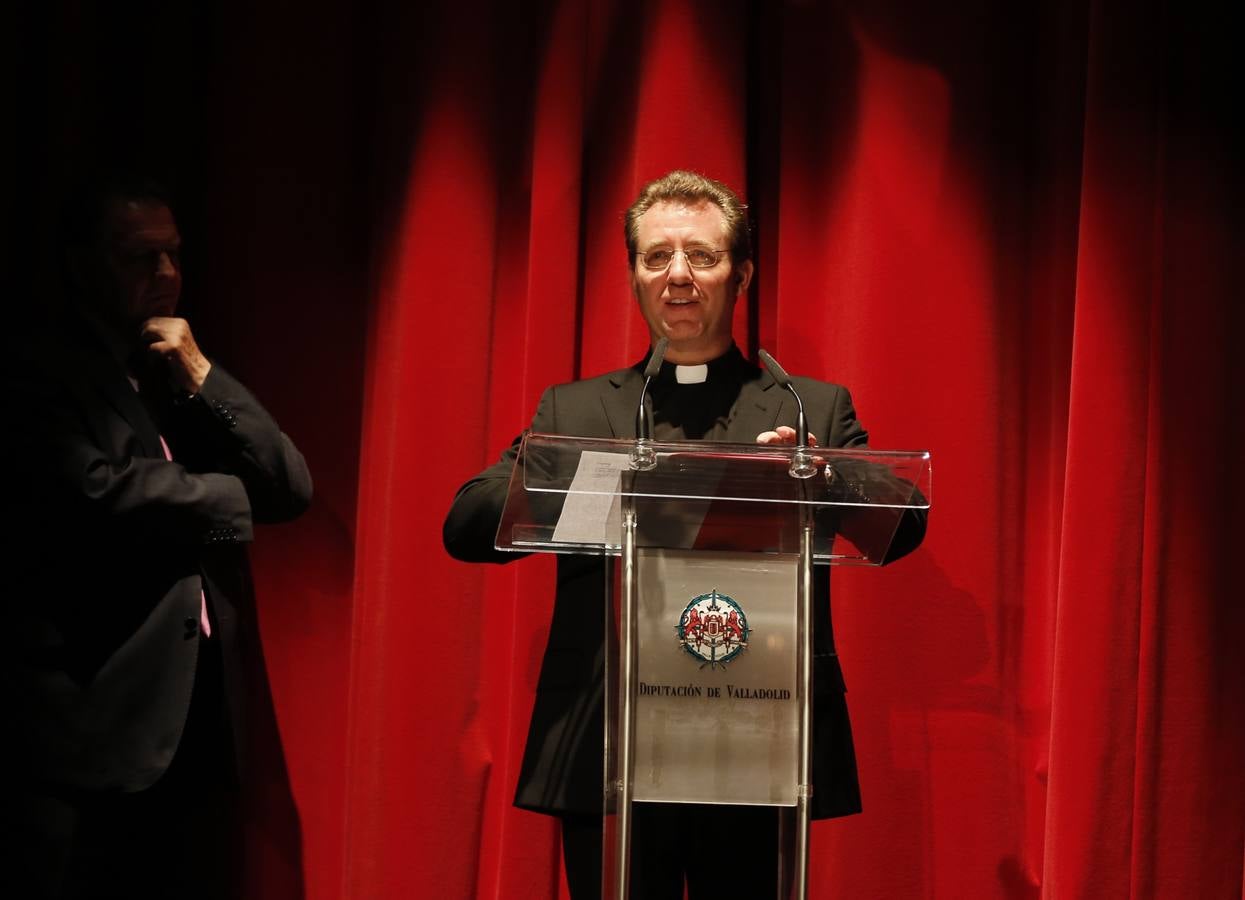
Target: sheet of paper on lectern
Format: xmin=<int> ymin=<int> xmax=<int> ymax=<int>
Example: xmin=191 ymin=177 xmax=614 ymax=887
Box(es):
xmin=551 ymin=450 xmax=627 ymax=545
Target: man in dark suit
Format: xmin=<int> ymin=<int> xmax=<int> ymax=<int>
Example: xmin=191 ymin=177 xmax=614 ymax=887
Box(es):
xmin=443 ymin=170 xmax=924 ymax=898
xmin=2 ymin=178 xmax=312 ymax=898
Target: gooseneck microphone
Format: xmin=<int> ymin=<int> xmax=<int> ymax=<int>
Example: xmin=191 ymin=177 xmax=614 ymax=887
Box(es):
xmin=635 ymin=337 xmax=668 ymax=441
xmin=758 ymin=349 xmax=817 ymax=479
xmin=630 ymin=337 xmax=668 ymax=470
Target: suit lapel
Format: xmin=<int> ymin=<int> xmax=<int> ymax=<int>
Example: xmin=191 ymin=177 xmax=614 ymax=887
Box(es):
xmin=71 ymin=321 xmax=164 ymax=458
xmin=601 ymin=368 xmax=646 ymax=439
xmin=724 ymin=371 xmax=787 ymax=443
xmin=100 ymin=371 xmax=163 ymax=458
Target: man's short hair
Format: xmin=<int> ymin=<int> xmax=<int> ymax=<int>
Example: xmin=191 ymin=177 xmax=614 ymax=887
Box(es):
xmin=59 ymin=174 xmax=174 ymax=254
xmin=56 ymin=174 xmax=175 ymax=297
xmin=624 ymin=170 xmax=752 ymax=268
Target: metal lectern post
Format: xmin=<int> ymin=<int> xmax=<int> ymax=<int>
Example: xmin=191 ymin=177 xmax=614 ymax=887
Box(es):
xmin=793 ymin=500 xmax=815 ymax=899
xmin=610 ymin=490 xmax=639 ymax=899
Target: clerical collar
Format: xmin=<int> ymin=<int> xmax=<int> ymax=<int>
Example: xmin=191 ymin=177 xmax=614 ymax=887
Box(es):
xmin=639 ymin=344 xmax=750 ymax=386
xmin=675 ymin=364 xmax=707 ymax=384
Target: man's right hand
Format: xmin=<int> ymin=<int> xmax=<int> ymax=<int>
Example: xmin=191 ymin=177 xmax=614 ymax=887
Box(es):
xmin=141 ymin=317 xmax=212 ymax=394
xmin=756 ymin=425 xmax=819 ymax=446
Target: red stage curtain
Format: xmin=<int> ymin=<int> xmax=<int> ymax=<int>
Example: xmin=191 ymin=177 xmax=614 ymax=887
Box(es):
xmin=344 ymin=1 xmax=1242 ymax=898
xmin=21 ymin=0 xmax=1241 ymax=897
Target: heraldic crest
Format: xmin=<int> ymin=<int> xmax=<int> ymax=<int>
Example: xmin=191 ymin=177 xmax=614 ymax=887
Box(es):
xmin=676 ymin=589 xmax=750 ymax=668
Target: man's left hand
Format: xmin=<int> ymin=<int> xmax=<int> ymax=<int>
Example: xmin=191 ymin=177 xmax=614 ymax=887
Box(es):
xmin=141 ymin=317 xmax=212 ymax=394
xmin=756 ymin=426 xmax=819 ymax=446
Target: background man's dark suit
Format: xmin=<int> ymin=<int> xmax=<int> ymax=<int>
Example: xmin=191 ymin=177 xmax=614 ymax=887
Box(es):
xmin=3 ymin=317 xmax=312 ymax=897
xmin=443 ymin=352 xmax=926 ymax=823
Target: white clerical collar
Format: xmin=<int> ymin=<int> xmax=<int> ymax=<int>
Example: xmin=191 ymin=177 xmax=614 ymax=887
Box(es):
xmin=675 ymin=364 xmax=709 ymax=384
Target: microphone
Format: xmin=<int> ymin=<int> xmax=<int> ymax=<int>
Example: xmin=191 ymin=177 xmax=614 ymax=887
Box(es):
xmin=758 ymin=349 xmax=816 ymax=479
xmin=630 ymin=337 xmax=668 ymax=470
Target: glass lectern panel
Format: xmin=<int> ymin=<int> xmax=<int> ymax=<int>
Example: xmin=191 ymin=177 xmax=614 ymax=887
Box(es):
xmin=488 ymin=433 xmax=933 ymax=900
xmin=495 ymin=433 xmax=931 ymax=565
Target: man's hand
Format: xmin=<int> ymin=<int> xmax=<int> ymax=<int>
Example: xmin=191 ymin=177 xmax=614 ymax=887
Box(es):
xmin=756 ymin=425 xmax=819 ymax=446
xmin=141 ymin=317 xmax=211 ymax=394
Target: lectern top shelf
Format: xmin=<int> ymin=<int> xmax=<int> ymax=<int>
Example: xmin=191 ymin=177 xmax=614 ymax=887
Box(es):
xmin=496 ymin=433 xmax=931 ymax=565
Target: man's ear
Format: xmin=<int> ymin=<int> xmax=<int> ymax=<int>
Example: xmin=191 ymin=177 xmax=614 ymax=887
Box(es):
xmin=734 ymin=259 xmax=755 ymax=294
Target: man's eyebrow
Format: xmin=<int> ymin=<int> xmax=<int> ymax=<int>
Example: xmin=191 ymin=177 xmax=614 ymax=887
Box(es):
xmin=118 ymin=235 xmax=182 ymax=249
xmin=640 ymin=239 xmax=716 ymax=250
xmin=115 ymin=243 xmax=182 ymax=260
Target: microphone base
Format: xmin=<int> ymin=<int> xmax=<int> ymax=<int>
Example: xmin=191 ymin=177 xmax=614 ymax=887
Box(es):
xmin=629 ymin=441 xmax=657 ymax=471
xmin=788 ymin=448 xmax=817 ymax=480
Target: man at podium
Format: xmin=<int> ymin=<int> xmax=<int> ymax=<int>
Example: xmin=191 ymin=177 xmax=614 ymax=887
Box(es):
xmin=444 ymin=170 xmax=925 ymax=898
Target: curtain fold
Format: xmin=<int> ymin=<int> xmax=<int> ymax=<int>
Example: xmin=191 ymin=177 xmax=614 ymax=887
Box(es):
xmin=345 ymin=2 xmax=1241 ymax=897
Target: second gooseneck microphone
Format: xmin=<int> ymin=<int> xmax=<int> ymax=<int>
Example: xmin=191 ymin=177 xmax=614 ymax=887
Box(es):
xmin=758 ymin=348 xmax=817 ymax=479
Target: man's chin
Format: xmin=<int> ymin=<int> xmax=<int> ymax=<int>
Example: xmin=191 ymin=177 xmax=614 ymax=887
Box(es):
xmin=143 ymin=299 xmax=179 ymax=319
xmin=661 ymin=321 xmax=705 ymax=341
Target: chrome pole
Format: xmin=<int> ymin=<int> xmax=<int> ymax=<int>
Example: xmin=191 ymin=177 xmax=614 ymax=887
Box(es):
xmin=794 ymin=501 xmax=814 ymax=899
xmin=612 ymin=492 xmax=638 ymax=899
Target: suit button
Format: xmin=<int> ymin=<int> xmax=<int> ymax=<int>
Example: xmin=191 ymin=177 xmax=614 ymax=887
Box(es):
xmin=183 ymin=617 xmax=199 ymax=639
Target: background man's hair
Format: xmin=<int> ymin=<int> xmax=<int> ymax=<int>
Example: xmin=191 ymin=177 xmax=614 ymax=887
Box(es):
xmin=624 ymin=170 xmax=752 ymax=267
xmin=55 ymin=173 xmax=175 ymax=299
xmin=59 ymin=173 xmax=174 ymax=254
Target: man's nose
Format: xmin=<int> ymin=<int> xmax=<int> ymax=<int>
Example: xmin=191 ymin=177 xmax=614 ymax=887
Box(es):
xmin=155 ymin=252 xmax=178 ymax=279
xmin=666 ymin=249 xmax=693 ymax=282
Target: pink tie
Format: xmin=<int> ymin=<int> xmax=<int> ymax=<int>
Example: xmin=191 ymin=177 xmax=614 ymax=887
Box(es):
xmin=158 ymin=434 xmax=212 ymax=638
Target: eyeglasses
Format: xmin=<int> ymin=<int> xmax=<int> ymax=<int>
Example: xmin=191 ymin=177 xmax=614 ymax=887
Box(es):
xmin=636 ymin=247 xmax=728 ymax=271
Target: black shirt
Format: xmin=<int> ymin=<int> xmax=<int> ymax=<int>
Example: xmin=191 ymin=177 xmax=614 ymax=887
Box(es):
xmin=644 ymin=344 xmax=762 ymax=443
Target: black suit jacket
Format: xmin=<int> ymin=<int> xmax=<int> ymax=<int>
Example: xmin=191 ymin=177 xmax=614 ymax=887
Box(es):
xmin=3 ymin=319 xmax=311 ymax=792
xmin=444 ymin=354 xmax=925 ymax=819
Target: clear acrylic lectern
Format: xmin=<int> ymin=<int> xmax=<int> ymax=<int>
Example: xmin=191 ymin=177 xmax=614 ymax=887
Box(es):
xmin=495 ymin=433 xmax=931 ymax=899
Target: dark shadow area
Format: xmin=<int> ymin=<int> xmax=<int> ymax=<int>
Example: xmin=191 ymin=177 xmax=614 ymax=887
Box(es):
xmin=11 ymin=3 xmax=375 ymax=896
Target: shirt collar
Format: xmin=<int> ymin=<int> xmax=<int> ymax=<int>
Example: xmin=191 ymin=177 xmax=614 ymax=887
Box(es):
xmin=637 ymin=343 xmax=751 ymax=386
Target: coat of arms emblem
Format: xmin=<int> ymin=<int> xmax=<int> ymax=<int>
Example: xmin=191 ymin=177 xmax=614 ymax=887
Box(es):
xmin=676 ymin=589 xmax=750 ymax=668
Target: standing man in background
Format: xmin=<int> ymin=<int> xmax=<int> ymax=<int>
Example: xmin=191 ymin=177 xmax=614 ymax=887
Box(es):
xmin=444 ymin=170 xmax=925 ymax=898
xmin=2 ymin=177 xmax=312 ymax=899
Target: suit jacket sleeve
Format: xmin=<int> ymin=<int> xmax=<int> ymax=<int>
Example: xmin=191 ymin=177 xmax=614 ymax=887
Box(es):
xmin=29 ymin=359 xmax=310 ymax=547
xmin=172 ymin=364 xmax=313 ymax=525
xmin=807 ymin=381 xmax=926 ymax=564
xmin=443 ymin=387 xmax=557 ymax=563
